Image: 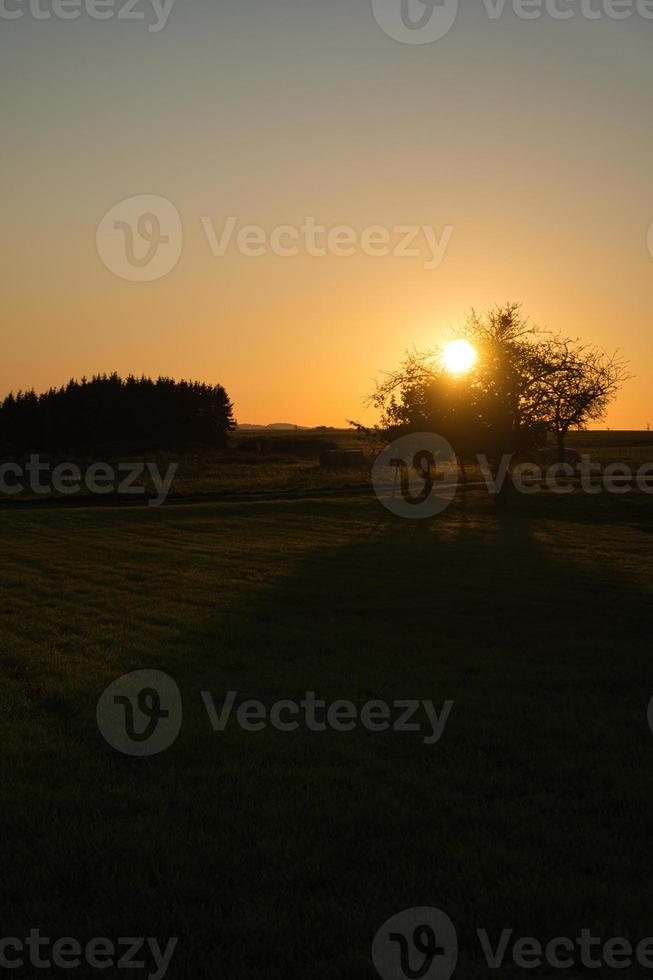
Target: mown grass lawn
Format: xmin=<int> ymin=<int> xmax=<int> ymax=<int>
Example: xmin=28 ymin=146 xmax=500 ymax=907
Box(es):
xmin=2 ymin=488 xmax=653 ymax=978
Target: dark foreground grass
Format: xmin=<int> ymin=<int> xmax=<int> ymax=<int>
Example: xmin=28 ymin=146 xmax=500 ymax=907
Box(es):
xmin=2 ymin=489 xmax=653 ymax=978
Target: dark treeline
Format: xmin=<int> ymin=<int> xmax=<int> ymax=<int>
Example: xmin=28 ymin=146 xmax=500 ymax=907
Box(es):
xmin=0 ymin=374 xmax=234 ymax=453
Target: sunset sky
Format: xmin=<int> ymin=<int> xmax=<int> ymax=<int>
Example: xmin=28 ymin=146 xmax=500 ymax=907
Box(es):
xmin=2 ymin=1 xmax=652 ymax=427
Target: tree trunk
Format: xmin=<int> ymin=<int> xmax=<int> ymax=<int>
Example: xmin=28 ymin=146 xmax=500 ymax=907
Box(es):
xmin=490 ymin=456 xmax=511 ymax=510
xmin=556 ymin=430 xmax=566 ymax=463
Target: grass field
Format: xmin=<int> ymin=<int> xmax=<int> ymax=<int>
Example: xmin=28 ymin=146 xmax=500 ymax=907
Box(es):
xmin=5 ymin=428 xmax=653 ymax=504
xmin=2 ymin=435 xmax=653 ymax=977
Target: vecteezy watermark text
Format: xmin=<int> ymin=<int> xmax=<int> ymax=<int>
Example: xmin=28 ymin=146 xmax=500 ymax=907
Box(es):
xmin=97 ymin=671 xmax=454 ymax=756
xmin=0 ymin=0 xmax=176 ymax=31
xmin=373 ymin=907 xmax=653 ymax=980
xmin=482 ymin=0 xmax=653 ymax=20
xmin=478 ymin=453 xmax=653 ymax=496
xmin=372 ymin=432 xmax=653 ymax=519
xmin=201 ymin=690 xmax=453 ymax=745
xmin=0 ymin=456 xmax=178 ymax=506
xmin=96 ymin=195 xmax=454 ymax=281
xmin=0 ymin=930 xmax=177 ymax=978
xmin=372 ymin=0 xmax=653 ymax=45
xmin=201 ymin=216 xmax=453 ymax=270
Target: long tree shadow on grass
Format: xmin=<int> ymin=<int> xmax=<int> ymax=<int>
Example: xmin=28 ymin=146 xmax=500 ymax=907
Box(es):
xmin=171 ymin=504 xmax=653 ymax=979
xmin=5 ymin=501 xmax=653 ymax=980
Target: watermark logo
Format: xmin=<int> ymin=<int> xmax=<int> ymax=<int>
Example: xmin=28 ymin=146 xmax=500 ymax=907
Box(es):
xmin=374 ymin=908 xmax=653 ymax=974
xmin=202 ymin=691 xmax=453 ymax=745
xmin=0 ymin=931 xmax=177 ymax=978
xmin=489 ymin=0 xmax=653 ymax=23
xmin=201 ymin=216 xmax=453 ymax=270
xmin=372 ymin=0 xmax=459 ymax=43
xmin=372 ymin=907 xmax=458 ymax=980
xmin=0 ymin=456 xmax=178 ymax=506
xmin=96 ymin=195 xmax=182 ymax=282
xmin=0 ymin=0 xmax=176 ymax=30
xmin=97 ymin=670 xmax=182 ymax=756
xmin=373 ymin=436 xmax=653 ymax=520
xmin=97 ymin=203 xmax=453 ymax=275
xmin=372 ymin=432 xmax=458 ymax=519
xmin=372 ymin=0 xmax=653 ymax=42
xmin=98 ymin=682 xmax=453 ymax=756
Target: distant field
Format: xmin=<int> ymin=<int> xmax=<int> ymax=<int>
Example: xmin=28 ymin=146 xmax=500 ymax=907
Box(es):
xmin=2 ymin=467 xmax=653 ymax=976
xmin=568 ymin=429 xmax=653 ymax=447
xmin=3 ymin=430 xmax=653 ymax=504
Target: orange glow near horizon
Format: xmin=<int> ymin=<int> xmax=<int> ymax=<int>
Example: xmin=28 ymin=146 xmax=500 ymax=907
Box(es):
xmin=1 ymin=10 xmax=652 ymax=430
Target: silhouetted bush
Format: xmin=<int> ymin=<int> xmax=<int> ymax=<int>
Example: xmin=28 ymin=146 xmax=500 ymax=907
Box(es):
xmin=0 ymin=374 xmax=234 ymax=453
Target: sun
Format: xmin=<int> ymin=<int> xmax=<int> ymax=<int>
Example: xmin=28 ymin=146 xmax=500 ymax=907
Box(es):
xmin=442 ymin=339 xmax=478 ymax=375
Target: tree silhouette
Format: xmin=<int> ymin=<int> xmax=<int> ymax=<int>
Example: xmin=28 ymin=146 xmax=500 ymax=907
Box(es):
xmin=535 ymin=338 xmax=630 ymax=459
xmin=369 ymin=304 xmax=629 ymax=464
xmin=0 ymin=374 xmax=234 ymax=453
